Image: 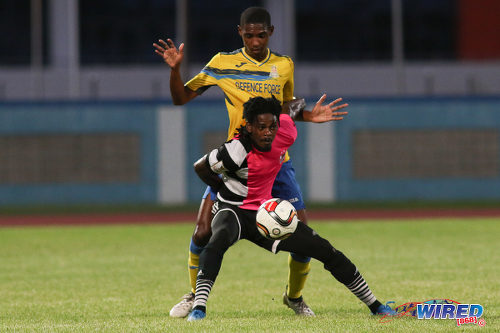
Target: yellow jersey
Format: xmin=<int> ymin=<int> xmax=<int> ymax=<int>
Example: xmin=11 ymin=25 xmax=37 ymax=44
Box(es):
xmin=186 ymin=48 xmax=294 ymax=141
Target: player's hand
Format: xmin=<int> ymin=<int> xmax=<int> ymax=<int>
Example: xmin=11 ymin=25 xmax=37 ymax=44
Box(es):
xmin=153 ymin=38 xmax=184 ymax=70
xmin=306 ymin=94 xmax=348 ymax=123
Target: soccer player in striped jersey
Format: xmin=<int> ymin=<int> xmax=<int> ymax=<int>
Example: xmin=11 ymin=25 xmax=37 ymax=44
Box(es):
xmin=186 ymin=96 xmax=395 ymax=321
xmin=154 ymin=7 xmax=347 ymax=317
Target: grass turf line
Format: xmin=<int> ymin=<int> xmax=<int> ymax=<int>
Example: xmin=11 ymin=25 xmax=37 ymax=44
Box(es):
xmin=0 ymin=218 xmax=498 ymax=332
xmin=3 ymin=200 xmax=500 ymax=216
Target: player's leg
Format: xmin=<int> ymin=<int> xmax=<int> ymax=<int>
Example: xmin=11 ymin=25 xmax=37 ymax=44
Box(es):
xmin=272 ymin=160 xmax=313 ymax=316
xmin=170 ymin=186 xmax=215 ymax=318
xmin=188 ymin=193 xmax=214 ymax=291
xmin=278 ymin=223 xmax=395 ymax=315
xmin=288 ymin=208 xmax=310 ymax=299
xmin=188 ymin=204 xmax=241 ymax=321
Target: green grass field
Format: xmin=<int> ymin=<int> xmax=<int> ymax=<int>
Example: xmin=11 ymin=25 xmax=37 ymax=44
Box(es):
xmin=1 ymin=218 xmax=499 ymax=332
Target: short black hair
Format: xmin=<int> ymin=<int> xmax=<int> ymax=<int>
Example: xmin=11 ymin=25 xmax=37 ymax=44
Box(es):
xmin=240 ymin=7 xmax=271 ymax=27
xmin=243 ymin=96 xmax=281 ymax=125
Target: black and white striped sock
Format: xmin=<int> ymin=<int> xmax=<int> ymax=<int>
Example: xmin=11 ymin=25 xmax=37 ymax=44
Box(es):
xmin=193 ymin=278 xmax=214 ymax=310
xmin=346 ymin=270 xmax=377 ymax=306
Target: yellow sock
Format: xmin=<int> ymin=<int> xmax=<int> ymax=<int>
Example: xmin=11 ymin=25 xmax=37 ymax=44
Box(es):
xmin=188 ymin=250 xmax=200 ymax=294
xmin=287 ymin=254 xmax=311 ymax=299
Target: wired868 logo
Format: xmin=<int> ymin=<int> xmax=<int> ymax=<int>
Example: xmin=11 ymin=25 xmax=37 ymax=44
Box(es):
xmin=381 ymin=299 xmax=486 ymax=327
xmin=417 ymin=301 xmax=484 ymax=327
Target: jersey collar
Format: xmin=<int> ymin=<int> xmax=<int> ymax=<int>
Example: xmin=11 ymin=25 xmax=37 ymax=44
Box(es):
xmin=241 ymin=48 xmax=271 ymax=66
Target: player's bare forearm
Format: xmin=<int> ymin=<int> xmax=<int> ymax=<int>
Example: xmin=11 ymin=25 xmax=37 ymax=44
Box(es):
xmin=194 ymin=155 xmax=222 ymax=192
xmin=169 ymin=68 xmax=197 ymax=105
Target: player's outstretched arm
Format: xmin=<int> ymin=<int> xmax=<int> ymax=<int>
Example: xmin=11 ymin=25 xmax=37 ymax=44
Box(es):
xmin=153 ymin=38 xmax=197 ymax=105
xmin=283 ymin=95 xmax=348 ymax=123
xmin=303 ymin=94 xmax=348 ymax=123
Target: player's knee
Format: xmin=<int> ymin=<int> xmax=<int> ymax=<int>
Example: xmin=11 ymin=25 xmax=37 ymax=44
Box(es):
xmin=323 ymin=250 xmax=357 ymax=284
xmin=192 ymin=206 xmax=214 ymax=246
xmin=290 ymin=253 xmax=311 ymax=263
xmin=192 ymin=225 xmax=212 ymax=247
xmin=211 ymin=227 xmax=232 ymax=247
xmin=208 ymin=210 xmax=239 ymax=249
xmin=204 ymin=225 xmax=235 ymax=257
xmin=297 ymin=209 xmax=308 ymax=225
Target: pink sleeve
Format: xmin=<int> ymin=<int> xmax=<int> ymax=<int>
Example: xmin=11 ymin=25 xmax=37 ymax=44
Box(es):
xmin=275 ymin=114 xmax=297 ymax=148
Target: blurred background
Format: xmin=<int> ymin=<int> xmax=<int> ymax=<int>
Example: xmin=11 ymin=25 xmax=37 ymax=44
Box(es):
xmin=1 ymin=0 xmax=500 ymax=208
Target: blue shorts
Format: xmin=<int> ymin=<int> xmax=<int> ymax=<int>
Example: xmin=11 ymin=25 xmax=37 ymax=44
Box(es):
xmin=202 ymin=185 xmax=218 ymax=201
xmin=271 ymin=160 xmax=306 ymax=211
xmin=202 ymin=160 xmax=306 ymax=211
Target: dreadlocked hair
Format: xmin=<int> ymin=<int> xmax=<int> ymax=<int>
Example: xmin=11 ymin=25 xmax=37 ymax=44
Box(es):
xmin=236 ymin=96 xmax=281 ymax=141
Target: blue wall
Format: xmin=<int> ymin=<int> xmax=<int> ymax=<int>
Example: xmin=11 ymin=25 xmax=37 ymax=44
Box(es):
xmin=184 ymin=101 xmax=228 ymax=201
xmin=335 ymin=97 xmax=500 ymax=201
xmin=0 ymin=101 xmax=158 ymax=205
xmin=1 ymin=97 xmax=500 ymax=205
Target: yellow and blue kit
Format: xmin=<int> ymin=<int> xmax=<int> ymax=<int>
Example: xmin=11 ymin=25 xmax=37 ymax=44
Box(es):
xmin=186 ymin=47 xmax=294 ymax=141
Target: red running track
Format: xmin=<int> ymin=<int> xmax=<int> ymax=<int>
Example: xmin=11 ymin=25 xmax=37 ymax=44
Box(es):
xmin=1 ymin=208 xmax=500 ymax=227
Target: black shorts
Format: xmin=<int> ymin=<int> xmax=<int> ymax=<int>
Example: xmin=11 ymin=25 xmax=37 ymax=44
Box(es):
xmin=212 ymin=201 xmax=337 ymax=261
xmin=211 ymin=201 xmax=278 ymax=253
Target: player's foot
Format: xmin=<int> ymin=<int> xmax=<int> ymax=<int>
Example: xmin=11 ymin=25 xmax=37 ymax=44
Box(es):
xmin=373 ymin=301 xmax=396 ymax=316
xmin=187 ymin=309 xmax=206 ymax=321
xmin=283 ymin=292 xmax=315 ymax=316
xmin=169 ymin=292 xmax=195 ymax=318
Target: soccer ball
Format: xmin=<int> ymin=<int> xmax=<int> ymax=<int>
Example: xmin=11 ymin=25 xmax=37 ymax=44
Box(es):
xmin=256 ymin=198 xmax=298 ymax=240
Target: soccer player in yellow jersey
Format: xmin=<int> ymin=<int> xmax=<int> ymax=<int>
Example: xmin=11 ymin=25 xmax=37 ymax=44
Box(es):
xmin=154 ymin=7 xmax=348 ymax=318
